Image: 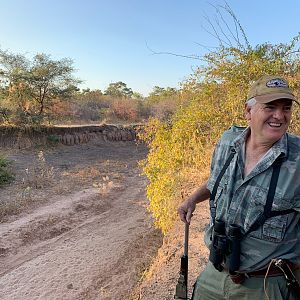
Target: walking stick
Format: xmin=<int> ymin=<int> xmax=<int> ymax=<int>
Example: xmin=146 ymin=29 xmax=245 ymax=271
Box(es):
xmin=174 ymin=223 xmax=190 ymax=299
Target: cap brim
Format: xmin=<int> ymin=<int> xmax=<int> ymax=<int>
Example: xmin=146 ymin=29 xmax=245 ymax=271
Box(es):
xmin=255 ymin=93 xmax=299 ymax=105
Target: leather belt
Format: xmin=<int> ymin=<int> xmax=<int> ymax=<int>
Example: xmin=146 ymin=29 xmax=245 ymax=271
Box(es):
xmin=223 ymin=263 xmax=300 ymax=284
xmin=246 ymin=263 xmax=300 ymax=277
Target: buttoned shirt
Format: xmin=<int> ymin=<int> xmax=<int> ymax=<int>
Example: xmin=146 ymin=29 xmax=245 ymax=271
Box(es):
xmin=204 ymin=126 xmax=300 ymax=272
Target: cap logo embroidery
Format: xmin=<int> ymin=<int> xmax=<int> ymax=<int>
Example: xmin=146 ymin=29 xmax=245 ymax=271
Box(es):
xmin=266 ymin=78 xmax=288 ymax=88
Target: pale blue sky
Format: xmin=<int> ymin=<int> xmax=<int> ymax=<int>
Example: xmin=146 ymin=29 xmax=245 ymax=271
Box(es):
xmin=0 ymin=0 xmax=300 ymax=96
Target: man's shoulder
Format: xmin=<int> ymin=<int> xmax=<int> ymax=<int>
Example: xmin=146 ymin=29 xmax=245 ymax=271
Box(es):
xmin=219 ymin=125 xmax=246 ymax=143
xmin=287 ymin=132 xmax=300 ymax=146
xmin=286 ymin=133 xmax=300 ymax=157
xmin=226 ymin=125 xmax=246 ymax=134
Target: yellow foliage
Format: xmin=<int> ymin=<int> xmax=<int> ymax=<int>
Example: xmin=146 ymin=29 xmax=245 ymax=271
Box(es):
xmin=141 ymin=36 xmax=300 ymax=234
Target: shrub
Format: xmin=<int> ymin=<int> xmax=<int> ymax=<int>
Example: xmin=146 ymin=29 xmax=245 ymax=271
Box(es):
xmin=110 ymin=98 xmax=138 ymax=121
xmin=141 ymin=35 xmax=300 ymax=234
xmin=0 ymin=156 xmax=14 ymax=187
xmin=47 ymin=134 xmax=60 ymax=144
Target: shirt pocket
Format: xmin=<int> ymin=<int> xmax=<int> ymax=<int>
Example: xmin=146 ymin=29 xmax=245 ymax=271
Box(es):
xmin=261 ymin=215 xmax=288 ymax=242
xmin=247 ymin=187 xmax=291 ymax=243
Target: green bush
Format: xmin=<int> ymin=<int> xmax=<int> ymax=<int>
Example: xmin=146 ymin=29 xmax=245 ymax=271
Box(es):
xmin=47 ymin=134 xmax=60 ymax=144
xmin=0 ymin=156 xmax=14 ymax=187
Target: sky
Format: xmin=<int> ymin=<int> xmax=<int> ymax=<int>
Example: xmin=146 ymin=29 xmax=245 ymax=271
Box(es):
xmin=1 ymin=0 xmax=300 ymax=96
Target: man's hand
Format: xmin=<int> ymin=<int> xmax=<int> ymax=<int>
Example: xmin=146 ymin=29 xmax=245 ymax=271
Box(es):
xmin=178 ymin=199 xmax=196 ymax=224
xmin=178 ymin=181 xmax=210 ymax=224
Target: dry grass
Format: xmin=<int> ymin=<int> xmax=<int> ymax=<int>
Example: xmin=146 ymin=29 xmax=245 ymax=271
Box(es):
xmin=93 ymin=175 xmax=115 ymax=195
xmin=62 ymin=166 xmax=101 ymax=181
xmin=22 ymin=151 xmax=55 ymax=189
xmin=0 ymin=151 xmax=55 ymax=222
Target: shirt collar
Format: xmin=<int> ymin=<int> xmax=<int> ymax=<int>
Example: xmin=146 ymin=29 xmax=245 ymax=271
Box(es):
xmin=232 ymin=127 xmax=250 ymax=151
xmin=232 ymin=127 xmax=288 ymax=158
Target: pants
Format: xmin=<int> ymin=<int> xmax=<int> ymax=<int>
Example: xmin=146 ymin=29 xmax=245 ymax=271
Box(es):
xmin=192 ymin=262 xmax=300 ymax=300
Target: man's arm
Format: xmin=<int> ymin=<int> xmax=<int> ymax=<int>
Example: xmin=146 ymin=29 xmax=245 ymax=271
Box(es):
xmin=178 ymin=181 xmax=210 ymax=224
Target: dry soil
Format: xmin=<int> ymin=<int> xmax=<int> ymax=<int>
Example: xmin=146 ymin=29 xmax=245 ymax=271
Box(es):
xmin=0 ymin=137 xmax=210 ymax=300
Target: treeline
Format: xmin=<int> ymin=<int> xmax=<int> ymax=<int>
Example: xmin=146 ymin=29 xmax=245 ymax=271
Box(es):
xmin=61 ymin=84 xmax=181 ymax=124
xmin=0 ymin=49 xmax=181 ymax=125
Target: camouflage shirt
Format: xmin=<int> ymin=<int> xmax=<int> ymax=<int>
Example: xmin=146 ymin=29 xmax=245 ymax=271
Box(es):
xmin=204 ymin=126 xmax=300 ymax=272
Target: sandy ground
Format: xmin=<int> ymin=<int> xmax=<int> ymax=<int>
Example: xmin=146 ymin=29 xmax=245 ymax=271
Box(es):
xmin=0 ymin=136 xmax=211 ymax=300
xmin=0 ymin=139 xmax=163 ymax=300
xmin=134 ymin=202 xmax=210 ymax=300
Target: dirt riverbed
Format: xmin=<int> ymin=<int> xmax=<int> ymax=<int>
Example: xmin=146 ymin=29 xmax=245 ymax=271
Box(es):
xmin=0 ymin=137 xmax=210 ymax=300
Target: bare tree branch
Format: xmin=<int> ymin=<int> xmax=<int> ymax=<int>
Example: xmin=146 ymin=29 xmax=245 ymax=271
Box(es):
xmin=208 ymin=3 xmax=235 ymax=46
xmin=215 ymin=4 xmax=242 ymax=48
xmin=193 ymin=41 xmax=219 ymax=52
xmin=222 ymin=2 xmax=251 ymax=50
xmin=206 ymin=1 xmax=248 ymax=50
xmin=202 ymin=13 xmax=232 ymax=47
xmin=145 ymin=42 xmax=207 ymax=62
xmin=214 ymin=15 xmax=233 ymax=47
xmin=146 ymin=1 xmax=252 ymax=63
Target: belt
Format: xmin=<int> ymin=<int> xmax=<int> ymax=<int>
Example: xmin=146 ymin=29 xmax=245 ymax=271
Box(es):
xmin=223 ymin=263 xmax=300 ymax=284
xmin=246 ymin=263 xmax=300 ymax=277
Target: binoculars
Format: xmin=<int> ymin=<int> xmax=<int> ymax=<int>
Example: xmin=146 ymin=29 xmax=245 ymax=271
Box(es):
xmin=209 ymin=219 xmax=241 ymax=273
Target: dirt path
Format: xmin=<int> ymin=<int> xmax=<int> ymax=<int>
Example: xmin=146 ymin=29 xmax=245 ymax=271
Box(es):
xmin=0 ymin=140 xmax=163 ymax=300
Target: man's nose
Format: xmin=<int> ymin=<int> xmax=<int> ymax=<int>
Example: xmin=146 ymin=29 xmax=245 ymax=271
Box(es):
xmin=273 ymin=108 xmax=284 ymax=119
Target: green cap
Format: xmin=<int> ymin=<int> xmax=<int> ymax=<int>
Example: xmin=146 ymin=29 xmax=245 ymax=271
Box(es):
xmin=247 ymin=75 xmax=299 ymax=104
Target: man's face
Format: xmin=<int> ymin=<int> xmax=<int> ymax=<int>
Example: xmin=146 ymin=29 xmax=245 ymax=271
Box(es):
xmin=245 ymin=99 xmax=293 ymax=144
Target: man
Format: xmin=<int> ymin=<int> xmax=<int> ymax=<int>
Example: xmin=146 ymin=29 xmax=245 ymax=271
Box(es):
xmin=178 ymin=75 xmax=300 ymax=300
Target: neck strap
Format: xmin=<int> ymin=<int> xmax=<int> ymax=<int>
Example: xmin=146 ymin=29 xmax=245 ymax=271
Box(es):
xmin=209 ymin=147 xmax=236 ymax=225
xmin=209 ymin=149 xmax=293 ymax=230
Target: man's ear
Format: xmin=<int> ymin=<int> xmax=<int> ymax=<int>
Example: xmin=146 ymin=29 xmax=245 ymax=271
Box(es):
xmin=245 ymin=104 xmax=251 ymax=121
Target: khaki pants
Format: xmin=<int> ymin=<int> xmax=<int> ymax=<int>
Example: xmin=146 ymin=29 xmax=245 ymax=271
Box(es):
xmin=192 ymin=262 xmax=300 ymax=300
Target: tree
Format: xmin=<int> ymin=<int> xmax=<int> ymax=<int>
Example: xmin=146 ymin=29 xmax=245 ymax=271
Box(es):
xmin=0 ymin=49 xmax=81 ymax=124
xmin=104 ymin=81 xmax=133 ymax=98
xmin=148 ymin=86 xmax=177 ymax=98
xmin=132 ymin=92 xmax=144 ymax=100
